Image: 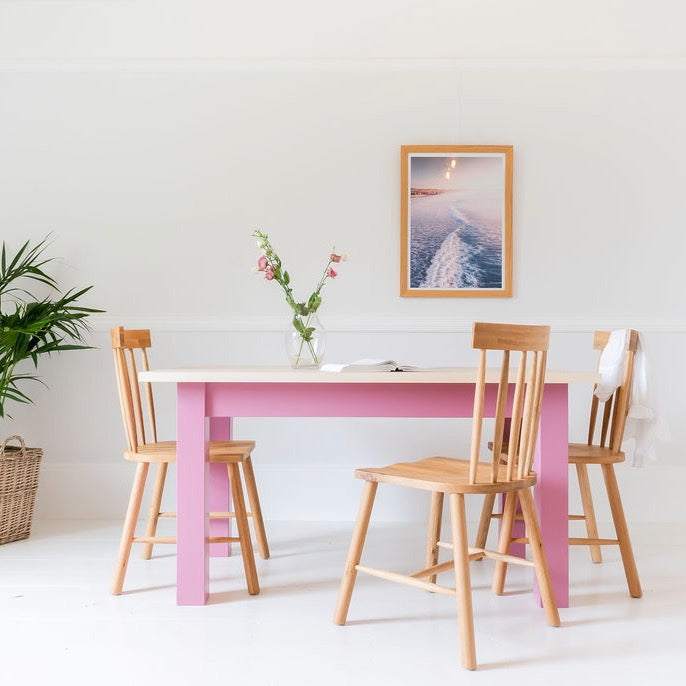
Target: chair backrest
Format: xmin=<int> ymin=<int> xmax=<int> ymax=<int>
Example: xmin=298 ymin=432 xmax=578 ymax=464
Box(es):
xmin=111 ymin=326 xmax=157 ymax=451
xmin=587 ymin=329 xmax=639 ymax=453
xmin=470 ymin=322 xmax=550 ymax=485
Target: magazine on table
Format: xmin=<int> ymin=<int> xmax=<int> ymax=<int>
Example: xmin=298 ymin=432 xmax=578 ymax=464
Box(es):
xmin=320 ymin=358 xmax=428 ymax=373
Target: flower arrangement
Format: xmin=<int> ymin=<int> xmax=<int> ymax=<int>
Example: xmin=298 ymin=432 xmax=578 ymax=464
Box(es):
xmin=253 ymin=229 xmax=345 ymax=368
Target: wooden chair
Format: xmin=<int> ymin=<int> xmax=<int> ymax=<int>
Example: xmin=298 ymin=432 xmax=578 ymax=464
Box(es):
xmin=474 ymin=329 xmax=642 ymax=598
xmin=110 ymin=326 xmax=269 ymax=595
xmin=334 ymin=322 xmax=559 ymax=670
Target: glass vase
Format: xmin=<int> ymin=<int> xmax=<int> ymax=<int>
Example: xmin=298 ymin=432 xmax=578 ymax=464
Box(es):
xmin=285 ymin=312 xmax=326 ymax=369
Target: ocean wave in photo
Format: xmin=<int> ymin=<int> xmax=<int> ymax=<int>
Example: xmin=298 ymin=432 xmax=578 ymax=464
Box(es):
xmin=409 ymin=190 xmax=503 ymax=290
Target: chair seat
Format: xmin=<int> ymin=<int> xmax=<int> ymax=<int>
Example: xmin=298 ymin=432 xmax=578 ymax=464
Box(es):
xmin=124 ymin=440 xmax=256 ymax=464
xmin=356 ymin=456 xmax=537 ymax=494
xmin=568 ymin=443 xmax=626 ymax=464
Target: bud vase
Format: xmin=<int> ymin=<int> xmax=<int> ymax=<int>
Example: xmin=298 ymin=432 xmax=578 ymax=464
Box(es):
xmin=285 ymin=313 xmax=326 ymax=369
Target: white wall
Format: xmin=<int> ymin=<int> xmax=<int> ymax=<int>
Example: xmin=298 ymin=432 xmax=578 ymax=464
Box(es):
xmin=1 ymin=1 xmax=684 ymax=523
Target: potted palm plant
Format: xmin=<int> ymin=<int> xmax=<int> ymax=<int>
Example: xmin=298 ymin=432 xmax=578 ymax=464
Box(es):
xmin=0 ymin=235 xmax=101 ymax=543
xmin=0 ymin=235 xmax=101 ymax=417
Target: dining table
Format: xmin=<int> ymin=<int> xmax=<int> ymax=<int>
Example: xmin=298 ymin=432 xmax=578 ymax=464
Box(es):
xmin=138 ymin=365 xmax=598 ymax=607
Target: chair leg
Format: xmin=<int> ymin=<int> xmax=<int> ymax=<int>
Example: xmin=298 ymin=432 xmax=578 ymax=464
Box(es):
xmin=334 ymin=481 xmax=378 ymax=625
xmin=141 ymin=462 xmax=168 ymax=560
xmin=575 ymin=463 xmax=602 ymax=563
xmin=474 ymin=493 xmax=496 ymax=550
xmin=241 ymin=456 xmax=270 ymax=559
xmin=425 ymin=491 xmax=444 ymax=584
xmin=228 ymin=463 xmax=260 ymax=595
xmin=111 ymin=462 xmax=149 ymax=595
xmin=601 ymin=464 xmax=642 ymax=598
xmin=492 ymin=491 xmax=517 ymax=595
xmin=449 ymin=493 xmax=476 ymax=671
xmin=519 ymin=487 xmax=560 ymax=627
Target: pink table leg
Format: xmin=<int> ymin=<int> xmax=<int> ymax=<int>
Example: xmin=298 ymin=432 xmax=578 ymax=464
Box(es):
xmin=176 ymin=383 xmax=210 ymax=605
xmin=534 ymin=383 xmax=569 ymax=608
xmin=209 ymin=417 xmax=232 ymax=557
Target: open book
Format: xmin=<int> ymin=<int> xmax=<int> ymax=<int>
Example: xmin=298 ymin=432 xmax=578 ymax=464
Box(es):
xmin=320 ymin=358 xmax=425 ymax=373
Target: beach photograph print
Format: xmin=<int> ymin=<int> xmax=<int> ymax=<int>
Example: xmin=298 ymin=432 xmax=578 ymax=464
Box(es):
xmin=400 ymin=145 xmax=512 ymax=297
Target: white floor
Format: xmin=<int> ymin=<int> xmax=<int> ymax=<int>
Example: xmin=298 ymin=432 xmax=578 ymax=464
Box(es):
xmin=0 ymin=518 xmax=684 ymax=685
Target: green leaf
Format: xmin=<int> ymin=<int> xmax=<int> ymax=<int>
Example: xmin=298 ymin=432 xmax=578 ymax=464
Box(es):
xmin=307 ymin=293 xmax=322 ymax=312
xmin=292 ymin=316 xmax=306 ymax=335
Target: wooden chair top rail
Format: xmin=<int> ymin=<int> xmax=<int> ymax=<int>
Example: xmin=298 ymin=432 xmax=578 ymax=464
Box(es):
xmin=111 ymin=326 xmax=152 ymax=350
xmin=472 ymin=322 xmax=550 ymax=352
xmin=593 ymin=329 xmax=638 ymax=353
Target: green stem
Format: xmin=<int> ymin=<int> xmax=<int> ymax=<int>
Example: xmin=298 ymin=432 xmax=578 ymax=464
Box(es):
xmin=306 ymin=338 xmax=318 ymax=365
xmin=293 ymin=312 xmax=319 ymax=366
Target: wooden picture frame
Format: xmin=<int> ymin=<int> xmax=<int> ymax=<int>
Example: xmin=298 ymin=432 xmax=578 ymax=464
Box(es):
xmin=400 ymin=145 xmax=513 ymax=298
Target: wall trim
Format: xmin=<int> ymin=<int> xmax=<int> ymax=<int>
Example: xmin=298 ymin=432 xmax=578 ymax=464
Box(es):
xmin=92 ymin=314 xmax=686 ymax=334
xmin=1 ymin=57 xmax=686 ymax=74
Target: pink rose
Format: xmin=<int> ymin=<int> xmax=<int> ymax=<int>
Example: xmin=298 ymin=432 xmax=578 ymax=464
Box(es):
xmin=257 ymin=255 xmax=268 ymax=271
xmin=327 ymin=267 xmax=337 ymax=279
xmin=264 ymin=266 xmax=275 ymax=280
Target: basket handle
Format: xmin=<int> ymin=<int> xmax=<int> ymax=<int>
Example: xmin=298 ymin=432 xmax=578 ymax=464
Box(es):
xmin=1 ymin=435 xmax=26 ymax=457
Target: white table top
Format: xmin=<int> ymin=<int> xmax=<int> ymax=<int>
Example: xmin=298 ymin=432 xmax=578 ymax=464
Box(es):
xmin=140 ymin=366 xmax=599 ymax=385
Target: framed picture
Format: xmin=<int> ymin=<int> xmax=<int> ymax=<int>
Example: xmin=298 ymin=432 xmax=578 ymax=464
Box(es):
xmin=400 ymin=145 xmax=513 ymax=297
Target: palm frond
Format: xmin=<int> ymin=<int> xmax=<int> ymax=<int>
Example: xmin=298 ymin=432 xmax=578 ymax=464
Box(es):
xmin=0 ymin=235 xmax=59 ymax=302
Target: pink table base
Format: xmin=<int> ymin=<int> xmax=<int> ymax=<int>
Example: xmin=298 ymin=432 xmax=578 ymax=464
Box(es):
xmin=175 ymin=380 xmax=570 ymax=607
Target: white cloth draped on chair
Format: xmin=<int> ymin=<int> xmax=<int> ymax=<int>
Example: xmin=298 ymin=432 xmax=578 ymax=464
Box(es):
xmin=594 ymin=329 xmax=669 ymax=467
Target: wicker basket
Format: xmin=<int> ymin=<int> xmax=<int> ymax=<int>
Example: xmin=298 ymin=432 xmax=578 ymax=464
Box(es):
xmin=0 ymin=435 xmax=43 ymax=544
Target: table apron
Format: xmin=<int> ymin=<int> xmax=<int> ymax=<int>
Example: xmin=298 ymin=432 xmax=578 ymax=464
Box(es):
xmin=203 ymin=382 xmax=520 ymax=418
